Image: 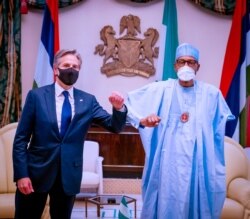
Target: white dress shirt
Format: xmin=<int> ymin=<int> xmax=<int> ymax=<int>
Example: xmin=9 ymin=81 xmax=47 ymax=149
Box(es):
xmin=55 ymin=82 xmax=75 ymax=132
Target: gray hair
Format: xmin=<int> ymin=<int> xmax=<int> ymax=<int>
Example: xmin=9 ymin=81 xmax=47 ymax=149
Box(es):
xmin=53 ymin=49 xmax=82 ymax=68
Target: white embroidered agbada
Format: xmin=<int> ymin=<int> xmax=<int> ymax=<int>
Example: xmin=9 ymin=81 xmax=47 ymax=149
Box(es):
xmin=126 ymin=79 xmax=234 ymax=219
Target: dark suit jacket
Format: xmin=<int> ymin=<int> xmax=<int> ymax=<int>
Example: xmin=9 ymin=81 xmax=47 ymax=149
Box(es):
xmin=13 ymin=84 xmax=127 ymax=195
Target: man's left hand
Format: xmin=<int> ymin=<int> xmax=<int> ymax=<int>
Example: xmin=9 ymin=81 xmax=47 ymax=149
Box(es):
xmin=109 ymin=91 xmax=124 ymax=110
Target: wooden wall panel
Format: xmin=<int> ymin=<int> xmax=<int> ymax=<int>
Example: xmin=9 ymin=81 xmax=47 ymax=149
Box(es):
xmin=86 ymin=124 xmax=145 ymax=178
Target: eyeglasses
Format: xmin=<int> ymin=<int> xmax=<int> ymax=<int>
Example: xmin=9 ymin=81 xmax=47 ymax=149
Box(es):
xmin=176 ymin=59 xmax=198 ymax=67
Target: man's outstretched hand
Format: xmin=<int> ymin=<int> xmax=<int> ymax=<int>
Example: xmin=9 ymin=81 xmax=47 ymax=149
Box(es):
xmin=140 ymin=114 xmax=161 ymax=127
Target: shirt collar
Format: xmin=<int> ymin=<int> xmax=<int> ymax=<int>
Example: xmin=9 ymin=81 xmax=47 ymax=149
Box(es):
xmin=55 ymin=82 xmax=74 ymax=98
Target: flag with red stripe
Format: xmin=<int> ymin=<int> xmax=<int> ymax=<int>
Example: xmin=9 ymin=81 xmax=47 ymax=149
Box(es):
xmin=33 ymin=0 xmax=59 ymax=88
xmin=220 ymin=0 xmax=250 ymax=147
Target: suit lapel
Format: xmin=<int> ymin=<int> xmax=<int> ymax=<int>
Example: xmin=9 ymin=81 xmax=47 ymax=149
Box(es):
xmin=43 ymin=86 xmax=87 ymax=139
xmin=60 ymin=88 xmax=86 ymax=137
xmin=72 ymin=88 xmax=84 ymax=122
xmin=44 ymin=84 xmax=61 ymax=137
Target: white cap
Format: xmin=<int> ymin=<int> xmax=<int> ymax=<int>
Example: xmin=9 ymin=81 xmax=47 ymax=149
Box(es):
xmin=175 ymin=43 xmax=199 ymax=61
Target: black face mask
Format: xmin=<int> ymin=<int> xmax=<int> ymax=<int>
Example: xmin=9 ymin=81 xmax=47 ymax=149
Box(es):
xmin=58 ymin=68 xmax=79 ymax=85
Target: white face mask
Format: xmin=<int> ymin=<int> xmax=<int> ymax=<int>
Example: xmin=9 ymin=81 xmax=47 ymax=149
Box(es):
xmin=177 ymin=66 xmax=196 ymax=81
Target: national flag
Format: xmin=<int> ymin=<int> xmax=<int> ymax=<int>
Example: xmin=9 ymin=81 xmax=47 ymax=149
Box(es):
xmin=33 ymin=0 xmax=59 ymax=88
xmin=220 ymin=0 xmax=250 ymax=146
xmin=158 ymin=0 xmax=179 ymax=80
xmin=118 ymin=196 xmax=130 ymax=219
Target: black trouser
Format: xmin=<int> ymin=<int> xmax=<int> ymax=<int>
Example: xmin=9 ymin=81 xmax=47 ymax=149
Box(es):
xmin=15 ymin=172 xmax=76 ymax=219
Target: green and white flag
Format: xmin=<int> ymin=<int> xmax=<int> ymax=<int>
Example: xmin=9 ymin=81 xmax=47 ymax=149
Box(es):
xmin=159 ymin=0 xmax=179 ymax=80
xmin=118 ymin=196 xmax=130 ymax=219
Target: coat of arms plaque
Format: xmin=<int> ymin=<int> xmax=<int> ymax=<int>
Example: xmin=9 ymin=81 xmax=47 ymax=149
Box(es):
xmin=94 ymin=14 xmax=159 ymax=78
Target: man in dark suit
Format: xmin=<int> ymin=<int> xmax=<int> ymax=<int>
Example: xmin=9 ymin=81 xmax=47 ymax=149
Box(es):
xmin=13 ymin=49 xmax=127 ymax=219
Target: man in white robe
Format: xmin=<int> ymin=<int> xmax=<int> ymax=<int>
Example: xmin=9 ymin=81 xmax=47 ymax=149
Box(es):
xmin=126 ymin=43 xmax=234 ymax=219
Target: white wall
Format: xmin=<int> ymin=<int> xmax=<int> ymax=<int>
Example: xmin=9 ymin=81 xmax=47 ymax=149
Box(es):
xmin=21 ymin=0 xmax=232 ymax=112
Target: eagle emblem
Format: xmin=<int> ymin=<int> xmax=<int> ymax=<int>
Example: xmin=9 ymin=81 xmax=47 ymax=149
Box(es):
xmin=94 ymin=14 xmax=159 ymax=78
